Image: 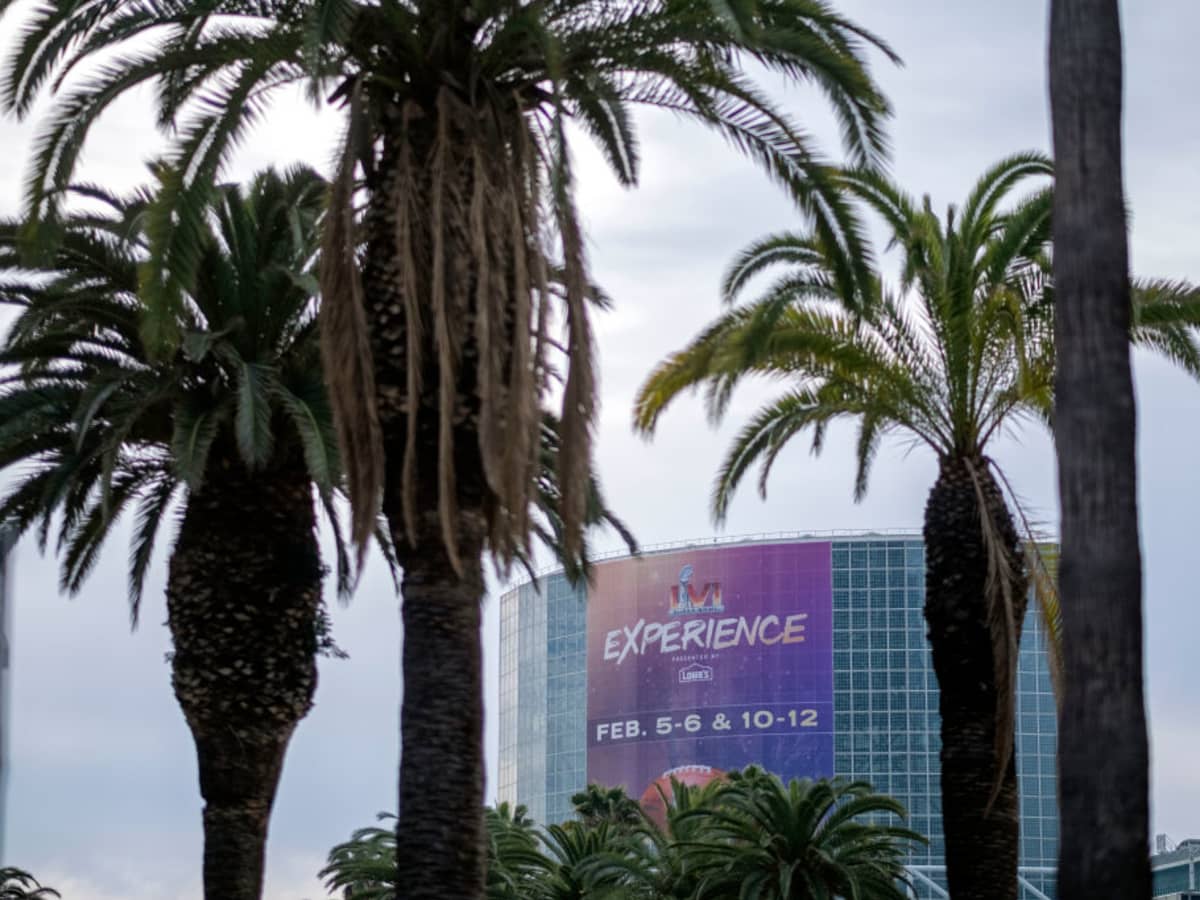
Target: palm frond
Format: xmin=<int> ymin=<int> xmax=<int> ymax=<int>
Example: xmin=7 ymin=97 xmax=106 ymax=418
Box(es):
xmin=318 ymin=82 xmax=382 ymax=565
xmin=0 ymin=164 xmax=358 ymax=614
xmin=127 ymin=473 xmax=180 ymax=625
xmin=1131 ymin=278 xmax=1200 ymax=379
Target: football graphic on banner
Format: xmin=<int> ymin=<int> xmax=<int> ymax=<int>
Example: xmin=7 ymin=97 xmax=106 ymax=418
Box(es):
xmin=639 ymin=764 xmax=725 ymax=825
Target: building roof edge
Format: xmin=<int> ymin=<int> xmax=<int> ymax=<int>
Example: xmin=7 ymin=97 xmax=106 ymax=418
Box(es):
xmin=499 ymin=527 xmax=925 ymax=594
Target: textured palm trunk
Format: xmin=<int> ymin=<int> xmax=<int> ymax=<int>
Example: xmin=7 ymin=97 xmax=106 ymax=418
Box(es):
xmin=167 ymin=444 xmax=322 ymax=900
xmin=362 ymin=121 xmax=489 ymax=900
xmin=391 ymin=514 xmax=487 ymax=900
xmin=923 ymin=457 xmax=1027 ymax=900
xmin=1050 ymin=3 xmax=1150 ymax=899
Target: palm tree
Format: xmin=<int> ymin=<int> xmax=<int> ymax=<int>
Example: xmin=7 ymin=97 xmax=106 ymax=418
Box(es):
xmin=0 ymin=167 xmax=354 ymax=900
xmin=320 ymin=805 xmax=548 ymax=900
xmin=678 ymin=769 xmax=923 ymax=900
xmin=524 ymin=821 xmax=635 ymax=900
xmin=320 ymin=813 xmax=401 ymax=900
xmin=634 ymin=153 xmax=1200 ymax=899
xmin=570 ymin=784 xmax=642 ymax=831
xmin=0 ymin=870 xmax=58 ymax=900
xmin=484 ymin=804 xmax=547 ymax=900
xmin=1049 ymin=3 xmax=1150 ymax=899
xmin=582 ymin=773 xmax=727 ymax=900
xmin=0 ymin=4 xmax=899 ymax=895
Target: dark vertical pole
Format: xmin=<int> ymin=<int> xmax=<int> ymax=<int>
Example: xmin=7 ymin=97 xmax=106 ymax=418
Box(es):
xmin=1049 ymin=2 xmax=1151 ymax=899
xmin=0 ymin=528 xmax=14 ymax=861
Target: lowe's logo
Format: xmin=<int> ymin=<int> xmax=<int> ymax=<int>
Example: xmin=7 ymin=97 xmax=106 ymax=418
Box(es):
xmin=678 ymin=663 xmax=713 ymax=684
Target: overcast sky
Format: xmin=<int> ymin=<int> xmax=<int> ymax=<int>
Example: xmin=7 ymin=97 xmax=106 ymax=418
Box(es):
xmin=1 ymin=2 xmax=1199 ymax=897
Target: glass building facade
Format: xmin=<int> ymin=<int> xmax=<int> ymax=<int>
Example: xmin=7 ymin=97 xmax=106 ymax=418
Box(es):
xmin=1152 ymin=839 xmax=1200 ymax=898
xmin=497 ymin=533 xmax=1059 ymax=898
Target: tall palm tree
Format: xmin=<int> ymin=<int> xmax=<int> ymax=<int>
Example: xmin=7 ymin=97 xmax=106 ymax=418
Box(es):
xmin=1049 ymin=3 xmax=1150 ymax=899
xmin=634 ymin=154 xmax=1200 ymax=899
xmin=0 ymin=167 xmax=355 ymax=900
xmin=0 ymin=4 xmax=899 ymax=895
xmin=678 ymin=769 xmax=923 ymax=900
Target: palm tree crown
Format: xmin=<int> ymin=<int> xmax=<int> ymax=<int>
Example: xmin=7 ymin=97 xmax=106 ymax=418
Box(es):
xmin=678 ymin=770 xmax=924 ymax=900
xmin=0 ymin=0 xmax=899 ymax=565
xmin=636 ymin=153 xmax=1060 ymax=510
xmin=0 ymin=165 xmax=351 ymax=616
xmin=636 ymin=152 xmax=1200 ymax=511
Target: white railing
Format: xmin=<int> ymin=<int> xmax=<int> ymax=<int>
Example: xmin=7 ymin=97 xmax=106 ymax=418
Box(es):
xmin=905 ymin=866 xmax=1056 ymax=900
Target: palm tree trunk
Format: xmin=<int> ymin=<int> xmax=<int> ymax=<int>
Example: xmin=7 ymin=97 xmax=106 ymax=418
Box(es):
xmin=923 ymin=457 xmax=1027 ymax=900
xmin=167 ymin=448 xmax=322 ymax=900
xmin=392 ymin=514 xmax=487 ymax=900
xmin=363 ymin=121 xmax=490 ymax=900
xmin=1049 ymin=3 xmax=1150 ymax=899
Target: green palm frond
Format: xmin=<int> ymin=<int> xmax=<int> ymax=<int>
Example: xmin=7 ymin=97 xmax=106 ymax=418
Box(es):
xmin=277 ymin=373 xmax=341 ymax=499
xmin=1025 ymin=541 xmax=1063 ymax=702
xmin=170 ymin=398 xmax=222 ymax=491
xmin=675 ymin=769 xmax=924 ymax=900
xmin=127 ymin=472 xmax=180 ymax=623
xmin=1131 ymin=278 xmax=1200 ymax=378
xmin=319 ymin=812 xmax=399 ymax=900
xmin=530 ymin=413 xmax=638 ymax=587
xmin=638 ymin=153 xmax=1059 ymax=500
xmin=1 ymin=0 xmax=898 ymax=568
xmin=0 ymin=868 xmax=59 ymax=900
xmin=231 ymin=358 xmax=278 ymax=469
xmin=0 ymin=166 xmax=365 ymax=611
xmin=957 ymin=151 xmax=1054 ymax=250
xmin=526 ymin=821 xmax=634 ymax=900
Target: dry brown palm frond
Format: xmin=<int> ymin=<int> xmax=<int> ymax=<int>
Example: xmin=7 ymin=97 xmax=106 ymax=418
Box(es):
xmin=554 ymin=180 xmax=596 ymax=568
xmin=344 ymin=88 xmax=595 ymax=576
xmin=965 ymin=457 xmax=1023 ymax=813
xmin=472 ymin=141 xmax=502 ymax=518
xmin=1024 ymin=541 xmax=1063 ymax=705
xmin=499 ymin=110 xmax=541 ymax=560
xmin=990 ymin=464 xmax=1065 ymax=708
xmin=529 ymin=155 xmax=553 ymax=409
xmin=430 ymin=87 xmax=463 ymax=575
xmin=393 ymin=101 xmax=425 ymax=550
xmin=319 ymin=80 xmax=383 ymax=570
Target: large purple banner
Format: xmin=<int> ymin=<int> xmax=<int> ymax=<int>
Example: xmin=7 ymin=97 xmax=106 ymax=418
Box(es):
xmin=586 ymin=541 xmax=834 ymax=815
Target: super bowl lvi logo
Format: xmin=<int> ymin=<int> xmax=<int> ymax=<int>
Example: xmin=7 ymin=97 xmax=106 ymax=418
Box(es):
xmin=669 ymin=564 xmax=723 ymax=615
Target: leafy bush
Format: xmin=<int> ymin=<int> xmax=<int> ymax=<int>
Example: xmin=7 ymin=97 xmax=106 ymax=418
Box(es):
xmin=319 ymin=770 xmax=924 ymax=900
